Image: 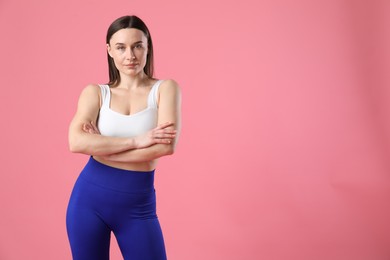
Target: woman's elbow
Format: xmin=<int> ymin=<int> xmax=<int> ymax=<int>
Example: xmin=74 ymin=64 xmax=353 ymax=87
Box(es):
xmin=69 ymin=139 xmax=81 ymax=153
xmin=164 ymin=143 xmax=176 ymax=156
xmin=68 ymin=135 xmax=85 ymax=154
xmin=69 ymin=128 xmax=82 ymax=153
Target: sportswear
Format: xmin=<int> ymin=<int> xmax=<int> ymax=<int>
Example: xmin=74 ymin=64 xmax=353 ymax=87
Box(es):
xmin=97 ymin=80 xmax=163 ymax=137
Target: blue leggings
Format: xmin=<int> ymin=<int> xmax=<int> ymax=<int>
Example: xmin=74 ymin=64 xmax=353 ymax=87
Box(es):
xmin=66 ymin=157 xmax=167 ymax=260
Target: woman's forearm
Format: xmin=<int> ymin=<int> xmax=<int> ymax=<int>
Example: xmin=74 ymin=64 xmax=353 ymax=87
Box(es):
xmin=69 ymin=121 xmax=176 ymax=156
xmin=103 ymin=143 xmax=175 ymax=163
xmin=69 ymin=130 xmax=136 ymax=156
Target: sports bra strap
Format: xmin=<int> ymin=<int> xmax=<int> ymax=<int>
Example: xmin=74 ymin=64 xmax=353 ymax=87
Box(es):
xmin=148 ymin=80 xmax=163 ymax=109
xmin=99 ymin=80 xmax=163 ymax=109
xmin=98 ymin=85 xmax=110 ymax=108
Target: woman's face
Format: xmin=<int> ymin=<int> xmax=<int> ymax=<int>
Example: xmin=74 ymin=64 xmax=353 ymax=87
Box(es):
xmin=107 ymin=28 xmax=148 ymax=78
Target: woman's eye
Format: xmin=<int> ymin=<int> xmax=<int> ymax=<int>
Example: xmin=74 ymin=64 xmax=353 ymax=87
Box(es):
xmin=117 ymin=46 xmax=125 ymax=50
xmin=135 ymin=44 xmax=143 ymax=49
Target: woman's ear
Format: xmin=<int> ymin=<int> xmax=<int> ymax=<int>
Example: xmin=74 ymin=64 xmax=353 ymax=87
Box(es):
xmin=106 ymin=44 xmax=113 ymax=58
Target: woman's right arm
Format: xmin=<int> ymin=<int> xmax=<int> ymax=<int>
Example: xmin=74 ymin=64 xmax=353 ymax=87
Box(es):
xmin=68 ymin=84 xmax=137 ymax=155
xmin=69 ymin=84 xmax=176 ymax=156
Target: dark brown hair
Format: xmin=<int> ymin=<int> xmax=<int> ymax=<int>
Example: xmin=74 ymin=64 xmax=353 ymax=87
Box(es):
xmin=106 ymin=15 xmax=154 ymax=86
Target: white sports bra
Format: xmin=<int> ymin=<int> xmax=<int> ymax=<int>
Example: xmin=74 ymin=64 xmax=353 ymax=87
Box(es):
xmin=97 ymin=80 xmax=163 ymax=138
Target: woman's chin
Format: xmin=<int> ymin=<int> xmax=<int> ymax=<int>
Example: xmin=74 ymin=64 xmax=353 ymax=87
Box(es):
xmin=120 ymin=69 xmax=143 ymax=77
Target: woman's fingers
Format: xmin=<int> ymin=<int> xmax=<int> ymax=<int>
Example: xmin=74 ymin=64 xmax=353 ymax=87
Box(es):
xmin=152 ymin=122 xmax=176 ymax=142
xmin=154 ymin=138 xmax=172 ymax=144
xmin=82 ymin=122 xmax=100 ymax=134
xmin=155 ymin=132 xmax=176 ymax=138
xmin=155 ymin=127 xmax=176 ymax=135
xmin=82 ymin=123 xmax=91 ymax=132
xmin=156 ymin=122 xmax=174 ymax=130
xmin=153 ymin=129 xmax=176 ymax=138
xmin=90 ymin=121 xmax=101 ymax=134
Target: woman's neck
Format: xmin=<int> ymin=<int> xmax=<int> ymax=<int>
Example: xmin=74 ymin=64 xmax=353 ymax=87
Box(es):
xmin=115 ymin=72 xmax=150 ymax=89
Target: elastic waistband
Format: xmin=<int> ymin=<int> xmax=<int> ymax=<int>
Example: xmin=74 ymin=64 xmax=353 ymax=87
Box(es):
xmin=79 ymin=157 xmax=155 ymax=193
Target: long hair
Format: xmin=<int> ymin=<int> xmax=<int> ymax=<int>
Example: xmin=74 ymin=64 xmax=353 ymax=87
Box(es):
xmin=106 ymin=15 xmax=154 ymax=86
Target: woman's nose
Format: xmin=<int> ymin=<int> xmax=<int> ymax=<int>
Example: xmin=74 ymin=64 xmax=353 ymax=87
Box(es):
xmin=126 ymin=48 xmax=135 ymax=60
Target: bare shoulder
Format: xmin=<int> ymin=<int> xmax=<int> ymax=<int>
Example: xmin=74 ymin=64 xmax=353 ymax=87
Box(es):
xmin=75 ymin=83 xmax=102 ymax=111
xmin=80 ymin=83 xmax=101 ymax=96
xmin=78 ymin=83 xmax=101 ymax=101
xmin=160 ymin=79 xmax=180 ymax=91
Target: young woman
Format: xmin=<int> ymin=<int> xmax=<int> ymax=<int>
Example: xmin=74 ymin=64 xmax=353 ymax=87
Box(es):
xmin=66 ymin=15 xmax=181 ymax=260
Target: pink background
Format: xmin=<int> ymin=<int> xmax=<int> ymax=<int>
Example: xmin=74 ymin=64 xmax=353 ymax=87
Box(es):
xmin=1 ymin=0 xmax=390 ymax=259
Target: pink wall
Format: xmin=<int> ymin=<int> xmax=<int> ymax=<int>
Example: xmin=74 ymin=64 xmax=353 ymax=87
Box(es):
xmin=1 ymin=0 xmax=390 ymax=259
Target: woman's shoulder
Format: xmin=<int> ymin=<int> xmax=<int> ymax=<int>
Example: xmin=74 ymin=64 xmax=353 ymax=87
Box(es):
xmin=81 ymin=83 xmax=103 ymax=93
xmin=81 ymin=83 xmax=101 ymax=90
xmin=78 ymin=83 xmax=102 ymax=100
xmin=157 ymin=79 xmax=181 ymax=106
xmin=159 ymin=79 xmax=180 ymax=93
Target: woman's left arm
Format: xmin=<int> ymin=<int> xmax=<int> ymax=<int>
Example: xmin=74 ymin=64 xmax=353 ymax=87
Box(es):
xmin=104 ymin=79 xmax=181 ymax=163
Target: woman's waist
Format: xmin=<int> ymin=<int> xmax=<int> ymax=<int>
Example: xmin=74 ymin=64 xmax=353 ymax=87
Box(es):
xmin=93 ymin=155 xmax=157 ymax=171
xmin=80 ymin=156 xmax=157 ymax=193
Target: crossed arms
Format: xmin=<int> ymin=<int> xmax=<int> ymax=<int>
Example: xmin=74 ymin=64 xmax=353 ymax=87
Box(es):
xmin=68 ymin=80 xmax=181 ymax=163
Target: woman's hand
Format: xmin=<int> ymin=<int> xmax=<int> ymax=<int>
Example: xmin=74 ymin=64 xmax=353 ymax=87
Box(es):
xmin=134 ymin=122 xmax=176 ymax=149
xmin=81 ymin=121 xmax=175 ymax=150
xmin=82 ymin=121 xmax=100 ymax=135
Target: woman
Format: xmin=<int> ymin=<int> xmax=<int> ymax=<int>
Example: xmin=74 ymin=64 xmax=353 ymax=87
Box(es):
xmin=66 ymin=15 xmax=181 ymax=260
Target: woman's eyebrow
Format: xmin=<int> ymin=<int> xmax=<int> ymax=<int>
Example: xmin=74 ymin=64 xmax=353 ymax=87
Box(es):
xmin=114 ymin=41 xmax=143 ymax=46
